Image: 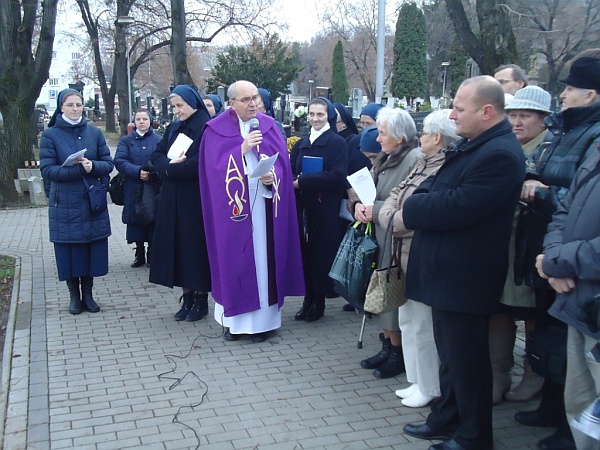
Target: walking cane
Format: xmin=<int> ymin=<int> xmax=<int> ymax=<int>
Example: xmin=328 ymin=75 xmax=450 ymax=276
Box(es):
xmin=357 ymin=313 xmax=367 ymax=348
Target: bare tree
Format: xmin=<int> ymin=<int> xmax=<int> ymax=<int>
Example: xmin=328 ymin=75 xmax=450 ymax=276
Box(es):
xmin=170 ymin=0 xmax=194 ymax=86
xmin=444 ymin=0 xmax=518 ymax=74
xmin=75 ymin=0 xmax=279 ymax=135
xmin=0 ymin=0 xmax=59 ymax=202
xmin=320 ymin=0 xmax=394 ymax=101
xmin=508 ymin=0 xmax=600 ymax=95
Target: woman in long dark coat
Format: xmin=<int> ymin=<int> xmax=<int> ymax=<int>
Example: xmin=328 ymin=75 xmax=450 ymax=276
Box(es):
xmin=114 ymin=109 xmax=162 ymax=268
xmin=40 ymin=88 xmax=113 ymax=315
xmin=290 ymin=97 xmax=348 ymax=322
xmin=149 ymin=85 xmax=211 ymax=322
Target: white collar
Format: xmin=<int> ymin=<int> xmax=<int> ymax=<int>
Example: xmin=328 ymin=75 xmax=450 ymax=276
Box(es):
xmin=309 ymin=123 xmax=330 ymax=144
xmin=62 ymin=115 xmax=82 ymax=125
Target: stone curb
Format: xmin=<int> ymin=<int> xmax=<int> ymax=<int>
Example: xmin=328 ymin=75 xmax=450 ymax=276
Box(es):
xmin=0 ymin=255 xmax=22 ymax=447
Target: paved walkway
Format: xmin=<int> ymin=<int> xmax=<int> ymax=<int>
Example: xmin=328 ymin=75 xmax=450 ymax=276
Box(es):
xmin=0 ymin=203 xmax=553 ymax=449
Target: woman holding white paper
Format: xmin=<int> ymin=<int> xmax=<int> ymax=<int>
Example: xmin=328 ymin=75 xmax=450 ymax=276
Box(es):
xmin=149 ymin=85 xmax=212 ymax=323
xmin=290 ymin=97 xmax=348 ymax=322
xmin=353 ymin=109 xmax=421 ymax=381
xmin=40 ymin=88 xmax=113 ymax=315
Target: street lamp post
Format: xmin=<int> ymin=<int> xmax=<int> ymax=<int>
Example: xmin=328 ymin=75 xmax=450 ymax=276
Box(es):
xmin=441 ymin=61 xmax=450 ymax=107
xmin=116 ymin=16 xmax=135 ymax=122
xmin=308 ymin=80 xmax=314 ymax=101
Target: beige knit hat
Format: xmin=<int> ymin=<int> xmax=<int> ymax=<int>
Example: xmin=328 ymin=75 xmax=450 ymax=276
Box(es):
xmin=505 ymin=86 xmax=552 ymax=113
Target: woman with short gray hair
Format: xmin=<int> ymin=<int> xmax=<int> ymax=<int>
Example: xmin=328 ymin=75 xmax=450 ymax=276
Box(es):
xmin=378 ymin=109 xmax=459 ymax=407
xmin=376 ymin=107 xmax=418 ymax=144
xmin=353 ymin=107 xmax=422 ymax=379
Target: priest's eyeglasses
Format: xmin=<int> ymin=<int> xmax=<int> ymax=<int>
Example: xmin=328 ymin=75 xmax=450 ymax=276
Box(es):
xmin=233 ymin=95 xmax=259 ymax=105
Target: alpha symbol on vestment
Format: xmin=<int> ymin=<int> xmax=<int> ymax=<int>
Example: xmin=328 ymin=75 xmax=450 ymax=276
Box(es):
xmin=225 ymin=154 xmax=248 ymax=221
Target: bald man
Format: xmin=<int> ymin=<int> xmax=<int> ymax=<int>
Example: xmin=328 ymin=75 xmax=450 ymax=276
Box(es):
xmin=402 ymin=76 xmax=525 ymax=450
xmin=198 ymin=81 xmax=305 ymax=343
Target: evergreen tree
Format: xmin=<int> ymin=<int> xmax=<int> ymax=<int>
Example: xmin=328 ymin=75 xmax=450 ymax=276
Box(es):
xmin=392 ymin=2 xmax=428 ymax=105
xmin=206 ymin=33 xmax=302 ymax=95
xmin=331 ymin=41 xmax=349 ymax=104
xmin=449 ymin=37 xmax=469 ymax=100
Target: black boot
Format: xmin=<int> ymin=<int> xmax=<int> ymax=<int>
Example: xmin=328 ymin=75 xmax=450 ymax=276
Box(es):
xmin=66 ymin=277 xmax=82 ymax=315
xmin=295 ymin=296 xmax=313 ymax=321
xmin=145 ymin=246 xmax=151 ymax=268
xmin=186 ymin=292 xmax=209 ymax=322
xmin=131 ymin=243 xmax=146 ymax=268
xmin=361 ymin=337 xmax=391 ymax=369
xmin=304 ymin=297 xmax=325 ymax=322
xmin=80 ymin=276 xmax=100 ymax=313
xmin=373 ymin=344 xmax=405 ymax=379
xmin=174 ymin=291 xmax=194 ymax=321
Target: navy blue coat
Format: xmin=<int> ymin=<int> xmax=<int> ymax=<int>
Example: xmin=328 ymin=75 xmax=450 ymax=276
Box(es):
xmin=149 ymin=109 xmax=212 ymax=291
xmin=114 ymin=128 xmax=162 ymax=225
xmin=290 ymin=128 xmax=348 ymax=297
xmin=403 ymin=119 xmax=525 ymax=314
xmin=40 ymin=116 xmax=113 ymax=244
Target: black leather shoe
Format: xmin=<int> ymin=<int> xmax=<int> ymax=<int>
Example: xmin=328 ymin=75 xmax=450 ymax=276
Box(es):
xmin=295 ymin=297 xmax=312 ymax=321
xmin=342 ymin=303 xmax=356 ymax=312
xmin=251 ymin=332 xmax=269 ymax=343
xmin=224 ymin=328 xmax=239 ymax=341
xmin=403 ymin=423 xmax=451 ymax=441
xmin=429 ymin=439 xmax=467 ymax=450
xmin=537 ymin=430 xmax=576 ymax=450
xmin=514 ymin=410 xmax=561 ymax=428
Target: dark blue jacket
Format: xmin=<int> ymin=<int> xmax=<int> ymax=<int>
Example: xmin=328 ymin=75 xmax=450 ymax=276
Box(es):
xmin=515 ymin=102 xmax=600 ymax=286
xmin=403 ymin=119 xmax=525 ymax=314
xmin=545 ymin=147 xmax=600 ymax=340
xmin=290 ymin=128 xmax=348 ymax=297
xmin=114 ymin=128 xmax=162 ymax=225
xmin=40 ymin=115 xmax=113 ymax=243
xmin=530 ymin=102 xmax=600 ymax=210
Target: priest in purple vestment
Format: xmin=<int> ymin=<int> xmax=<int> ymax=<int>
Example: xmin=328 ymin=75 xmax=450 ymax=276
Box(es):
xmin=198 ymin=80 xmax=305 ymax=342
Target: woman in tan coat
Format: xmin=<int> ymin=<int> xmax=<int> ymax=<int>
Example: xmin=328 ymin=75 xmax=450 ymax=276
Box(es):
xmin=379 ymin=109 xmax=459 ymax=407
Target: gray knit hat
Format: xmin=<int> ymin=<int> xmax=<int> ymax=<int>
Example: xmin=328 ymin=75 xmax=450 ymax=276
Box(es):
xmin=505 ymin=86 xmax=552 ymax=113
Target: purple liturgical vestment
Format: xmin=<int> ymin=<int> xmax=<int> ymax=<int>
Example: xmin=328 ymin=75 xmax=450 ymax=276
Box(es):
xmin=199 ymin=109 xmax=305 ymax=317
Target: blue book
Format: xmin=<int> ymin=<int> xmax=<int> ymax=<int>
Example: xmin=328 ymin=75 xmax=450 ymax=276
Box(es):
xmin=302 ymin=156 xmax=324 ymax=173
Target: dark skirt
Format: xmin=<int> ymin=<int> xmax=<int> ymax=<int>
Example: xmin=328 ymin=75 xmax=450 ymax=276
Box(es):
xmin=54 ymin=239 xmax=109 ymax=281
xmin=126 ymin=222 xmax=155 ymax=244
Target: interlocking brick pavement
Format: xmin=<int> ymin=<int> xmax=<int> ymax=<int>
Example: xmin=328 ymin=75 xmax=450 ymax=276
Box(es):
xmin=0 ymin=202 xmax=554 ymax=449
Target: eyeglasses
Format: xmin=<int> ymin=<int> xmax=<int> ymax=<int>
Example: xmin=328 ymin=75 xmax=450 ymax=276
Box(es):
xmin=64 ymin=103 xmax=83 ymax=108
xmin=359 ymin=121 xmax=375 ymax=128
xmin=232 ymin=95 xmax=259 ymax=105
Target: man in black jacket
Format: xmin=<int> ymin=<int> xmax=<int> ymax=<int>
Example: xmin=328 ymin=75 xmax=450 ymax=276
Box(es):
xmin=401 ymin=76 xmax=525 ymax=450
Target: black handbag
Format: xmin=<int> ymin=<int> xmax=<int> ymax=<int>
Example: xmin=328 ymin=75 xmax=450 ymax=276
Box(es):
xmin=329 ymin=221 xmax=378 ymax=311
xmin=134 ymin=182 xmax=158 ymax=226
xmin=526 ymin=325 xmax=567 ymax=384
xmin=109 ymin=173 xmax=125 ymax=206
xmin=82 ymin=177 xmax=108 ymax=213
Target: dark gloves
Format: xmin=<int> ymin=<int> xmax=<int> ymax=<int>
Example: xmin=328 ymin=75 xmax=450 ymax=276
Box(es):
xmin=577 ymin=293 xmax=600 ymax=334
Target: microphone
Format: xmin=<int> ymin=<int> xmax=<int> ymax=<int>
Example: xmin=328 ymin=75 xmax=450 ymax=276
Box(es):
xmin=249 ymin=118 xmax=260 ymax=153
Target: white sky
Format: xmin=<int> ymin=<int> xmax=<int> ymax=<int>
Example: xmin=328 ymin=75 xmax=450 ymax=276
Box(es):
xmin=275 ymin=0 xmax=333 ymax=43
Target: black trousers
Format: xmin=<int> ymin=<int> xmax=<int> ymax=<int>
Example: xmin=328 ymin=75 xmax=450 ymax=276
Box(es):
xmin=427 ymin=308 xmax=493 ymax=449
